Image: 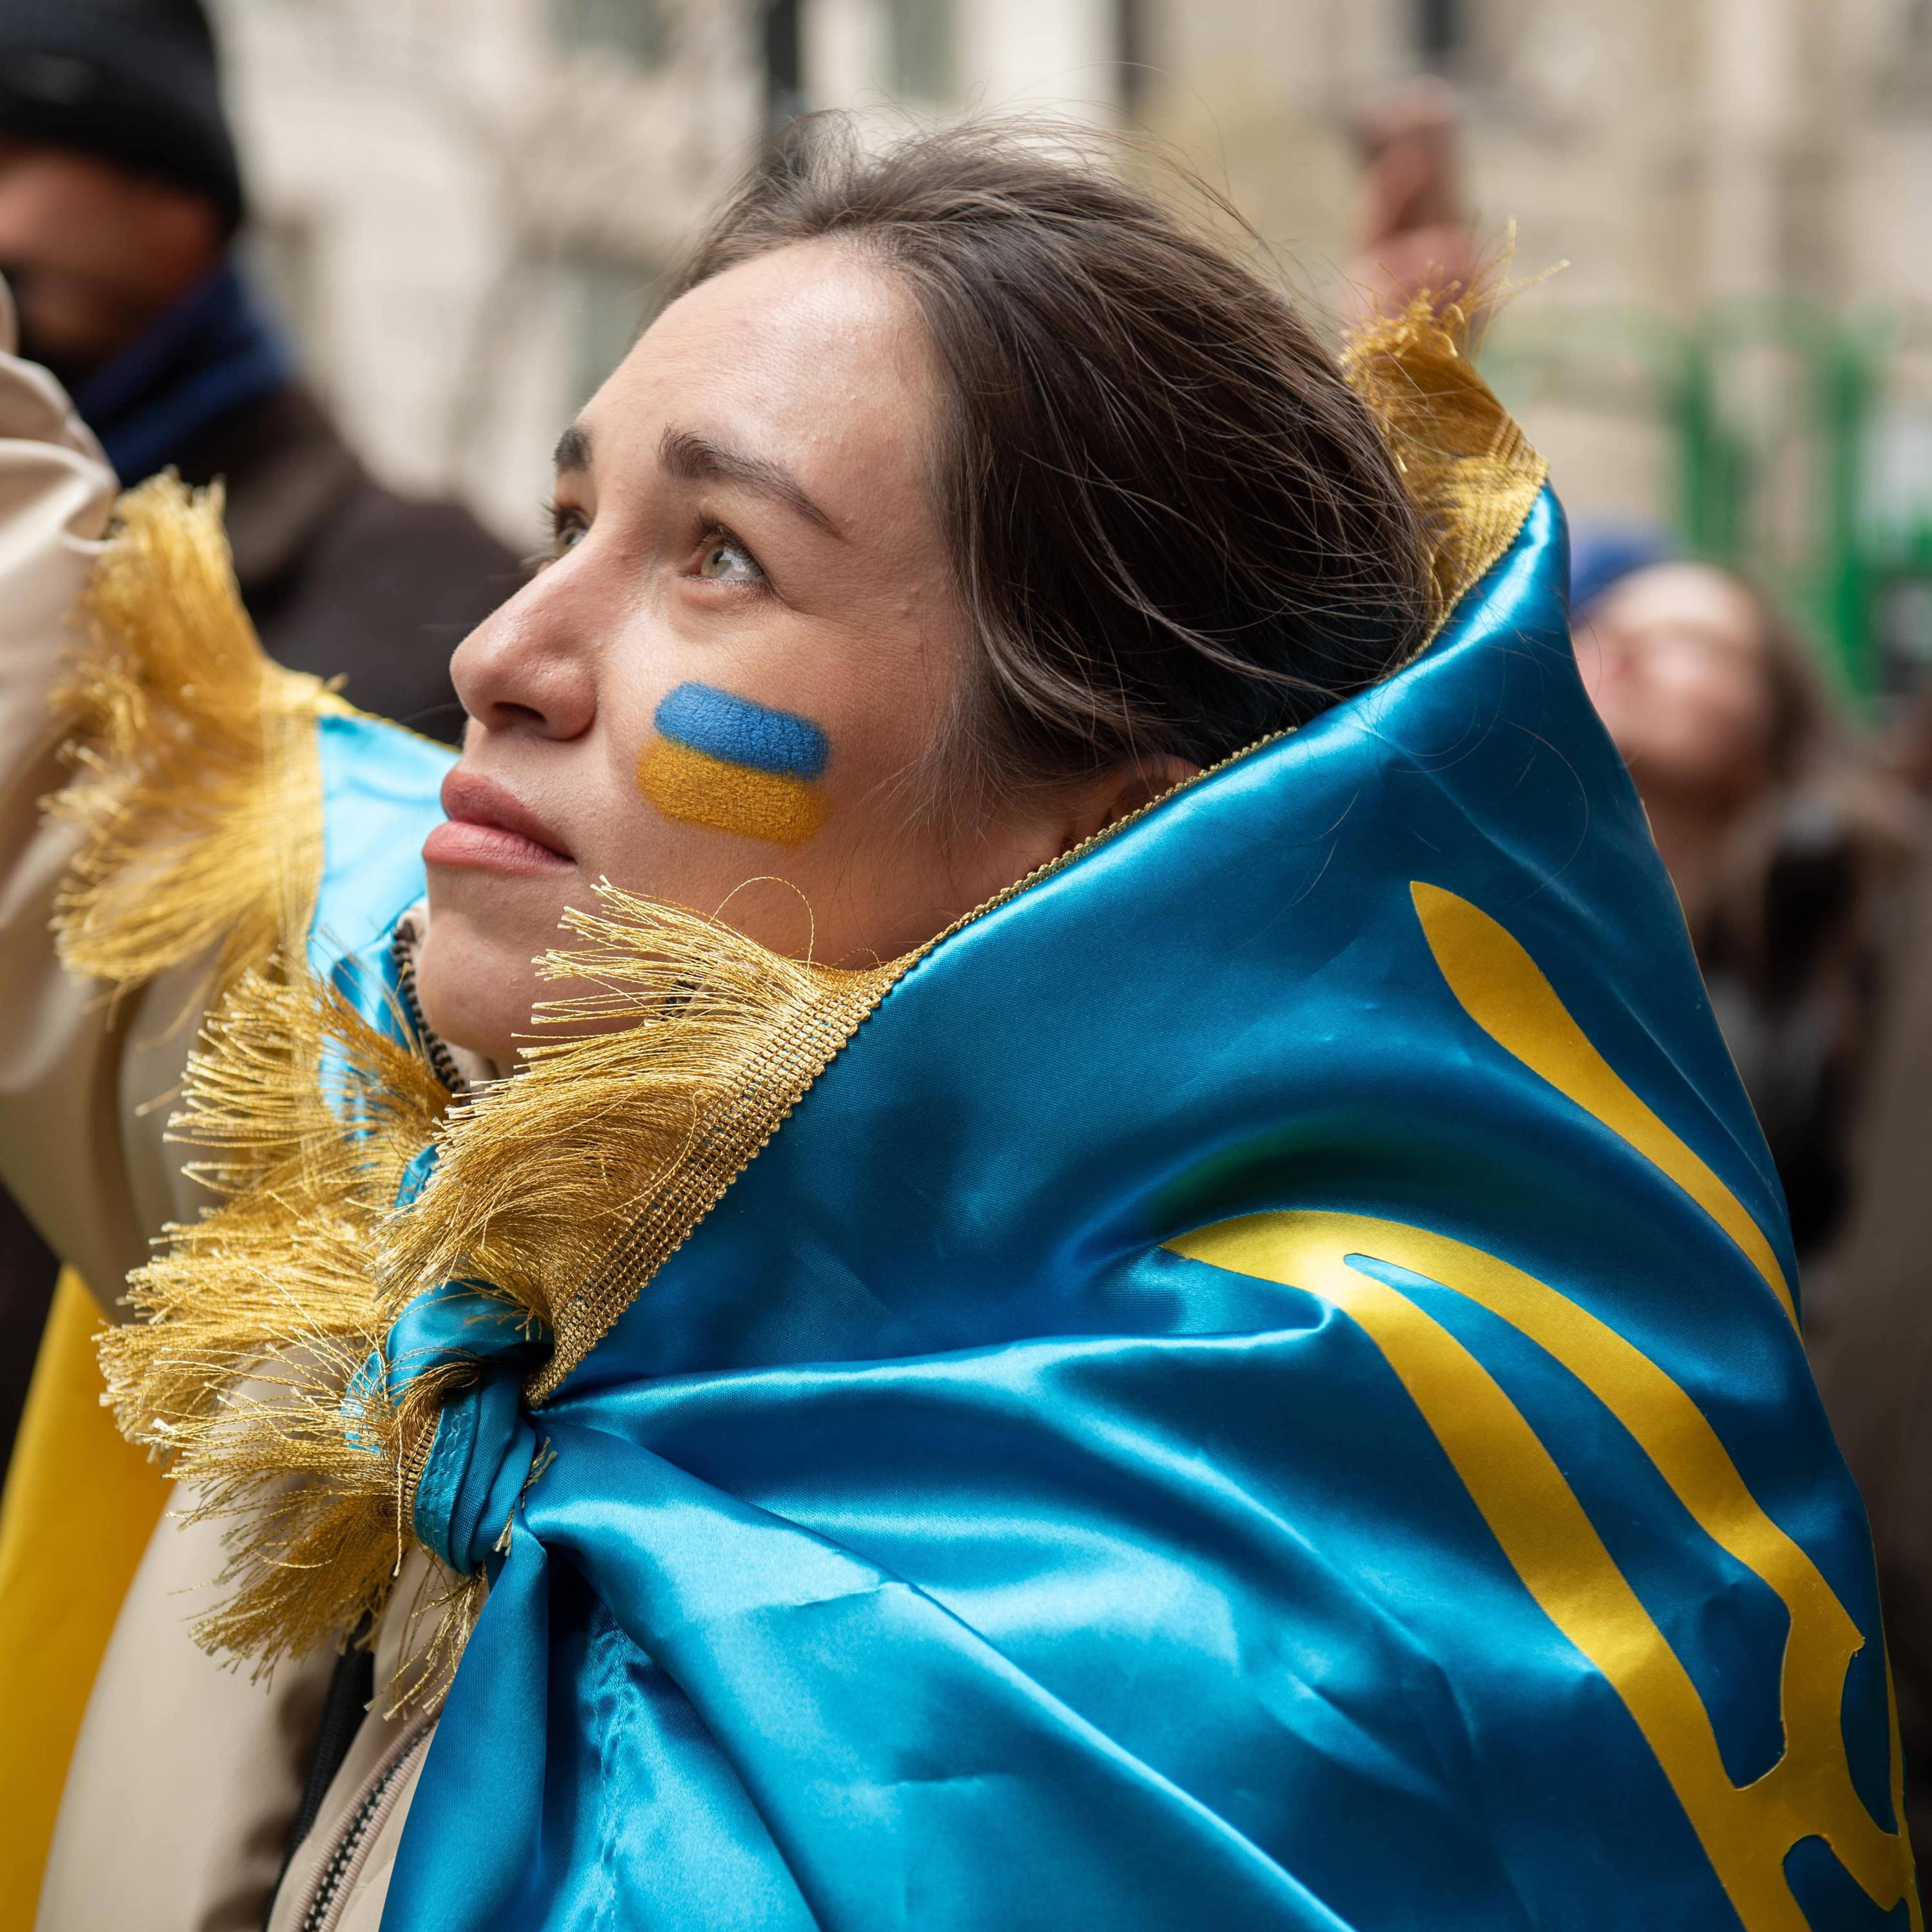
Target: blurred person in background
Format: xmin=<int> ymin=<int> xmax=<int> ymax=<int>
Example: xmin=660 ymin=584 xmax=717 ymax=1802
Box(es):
xmin=0 ymin=0 xmax=518 ymax=1464
xmin=1343 ymin=79 xmax=1486 ymax=323
xmin=1572 ymin=533 xmax=1915 ymax=1265
xmin=0 ymin=0 xmax=516 ymax=730
xmin=1812 ymin=698 xmax=1932 ymax=1866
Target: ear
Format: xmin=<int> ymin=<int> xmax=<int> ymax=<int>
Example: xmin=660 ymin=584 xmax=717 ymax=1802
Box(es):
xmin=1053 ymin=755 xmax=1201 ymax=857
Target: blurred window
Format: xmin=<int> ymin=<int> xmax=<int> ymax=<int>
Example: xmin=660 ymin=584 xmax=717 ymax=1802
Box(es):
xmin=566 ymin=255 xmax=654 ymax=408
xmin=764 ymin=0 xmax=804 ymax=132
xmin=1117 ymin=0 xmax=1147 ymax=117
xmin=889 ymin=0 xmax=953 ymax=102
xmin=551 ymin=0 xmax=662 ymax=66
xmin=1413 ymin=0 xmax=1464 ymax=70
xmin=246 ymin=216 xmax=332 ymax=399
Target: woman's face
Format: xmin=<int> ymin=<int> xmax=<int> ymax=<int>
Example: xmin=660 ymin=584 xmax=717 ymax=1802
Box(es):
xmin=415 ymin=242 xmax=1151 ymax=1064
xmin=1577 ymin=562 xmax=1776 ymax=809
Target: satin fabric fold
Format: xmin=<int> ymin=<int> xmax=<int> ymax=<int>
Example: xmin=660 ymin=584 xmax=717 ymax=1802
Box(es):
xmin=393 ymin=1412 xmax=1356 ymax=1932
xmin=310 ymin=706 xmax=455 ymax=1027
xmin=380 ymin=1274 xmax=547 ymax=1573
xmin=352 ymin=488 xmax=1911 ymax=1930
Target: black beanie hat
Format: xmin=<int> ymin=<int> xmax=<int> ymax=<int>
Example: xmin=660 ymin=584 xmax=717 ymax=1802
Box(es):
xmin=0 ymin=0 xmax=243 ymax=232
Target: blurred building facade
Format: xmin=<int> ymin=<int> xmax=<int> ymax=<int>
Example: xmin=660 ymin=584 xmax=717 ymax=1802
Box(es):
xmin=1133 ymin=0 xmax=1932 ymax=704
xmin=213 ymin=0 xmax=761 ymax=542
xmin=214 ymin=0 xmax=1124 ymax=548
xmin=214 ymin=0 xmax=1932 ymax=685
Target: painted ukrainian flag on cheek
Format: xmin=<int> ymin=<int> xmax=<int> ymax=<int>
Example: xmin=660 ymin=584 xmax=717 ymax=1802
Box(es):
xmin=636 ymin=682 xmax=831 ymax=848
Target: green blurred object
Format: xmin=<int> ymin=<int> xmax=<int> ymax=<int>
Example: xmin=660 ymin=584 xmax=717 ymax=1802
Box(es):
xmin=1671 ymin=331 xmax=1748 ymax=571
xmin=1481 ymin=296 xmax=1932 ymax=715
xmin=889 ymin=0 xmax=954 ymax=100
xmin=551 ymin=0 xmax=661 ymax=64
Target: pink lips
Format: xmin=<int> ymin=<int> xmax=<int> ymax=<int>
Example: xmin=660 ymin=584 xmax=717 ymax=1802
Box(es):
xmin=423 ymin=770 xmax=575 ymax=878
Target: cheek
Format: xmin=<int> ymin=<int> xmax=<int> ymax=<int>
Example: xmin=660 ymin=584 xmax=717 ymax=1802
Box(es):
xmin=1662 ymin=661 xmax=1771 ymax=764
xmin=633 ymin=682 xmax=836 ymax=850
xmin=421 ymin=865 xmax=575 ymax=985
xmin=1585 ymin=654 xmax=1652 ymax=752
xmin=413 ymin=887 xmax=552 ymax=1060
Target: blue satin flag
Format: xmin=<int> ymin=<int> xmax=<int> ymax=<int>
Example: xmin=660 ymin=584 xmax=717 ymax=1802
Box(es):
xmin=326 ymin=489 xmax=1915 ymax=1930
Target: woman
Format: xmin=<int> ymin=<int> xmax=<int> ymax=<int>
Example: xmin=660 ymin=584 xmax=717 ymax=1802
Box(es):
xmin=1575 ymin=545 xmax=1914 ymax=1262
xmin=1 ymin=124 xmax=1912 ymax=1931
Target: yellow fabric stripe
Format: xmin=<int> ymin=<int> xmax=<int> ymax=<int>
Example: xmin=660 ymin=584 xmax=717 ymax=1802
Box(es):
xmin=1169 ymin=1211 xmax=1918 ymax=1930
xmin=636 ymin=739 xmax=828 ymax=848
xmin=1410 ymin=882 xmax=1795 ymax=1326
xmin=0 ymin=1269 xmax=167 ymax=1927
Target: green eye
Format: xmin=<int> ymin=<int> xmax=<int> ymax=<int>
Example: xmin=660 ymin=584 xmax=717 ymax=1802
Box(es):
xmin=697 ymin=533 xmax=763 ymax=583
xmin=549 ymin=509 xmax=588 ymax=557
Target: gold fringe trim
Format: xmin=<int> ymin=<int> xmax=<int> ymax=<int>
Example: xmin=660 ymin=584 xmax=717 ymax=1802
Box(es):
xmin=95 ymin=303 xmax=1553 ymax=1687
xmin=102 ymin=886 xmax=896 ymax=1692
xmin=385 ymin=884 xmax=899 ymax=1404
xmin=1341 ymin=287 xmax=1550 ymax=643
xmin=97 ymin=969 xmax=452 ymax=1675
xmin=50 ymin=473 xmax=333 ymax=993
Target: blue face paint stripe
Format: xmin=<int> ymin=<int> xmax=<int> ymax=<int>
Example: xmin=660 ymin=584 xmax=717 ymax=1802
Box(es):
xmin=652 ymin=682 xmax=830 ymax=781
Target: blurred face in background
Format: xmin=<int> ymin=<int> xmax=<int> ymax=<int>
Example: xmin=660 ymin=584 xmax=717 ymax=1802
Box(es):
xmin=1578 ymin=562 xmax=1777 ymax=812
xmin=0 ymin=137 xmax=222 ymax=383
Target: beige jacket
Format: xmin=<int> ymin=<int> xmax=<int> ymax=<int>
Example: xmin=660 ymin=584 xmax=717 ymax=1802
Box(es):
xmin=0 ymin=320 xmax=430 ymax=1931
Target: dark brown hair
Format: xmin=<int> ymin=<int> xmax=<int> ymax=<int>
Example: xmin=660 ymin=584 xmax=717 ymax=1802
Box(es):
xmin=670 ymin=117 xmax=1431 ymax=803
xmin=1698 ymin=578 xmax=1915 ymax=991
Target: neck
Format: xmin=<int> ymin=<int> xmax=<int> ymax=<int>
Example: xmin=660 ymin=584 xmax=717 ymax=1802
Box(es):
xmin=72 ymin=259 xmax=292 ymax=482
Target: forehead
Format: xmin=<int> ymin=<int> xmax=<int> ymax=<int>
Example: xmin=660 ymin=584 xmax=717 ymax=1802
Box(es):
xmin=1594 ymin=563 xmax=1762 ymax=643
xmin=579 ymin=242 xmax=936 ymax=493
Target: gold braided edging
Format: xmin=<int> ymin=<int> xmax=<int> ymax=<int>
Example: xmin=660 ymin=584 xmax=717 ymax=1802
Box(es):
xmin=377 ymin=886 xmax=901 ymax=1406
xmin=524 ymin=962 xmax=899 ymax=1402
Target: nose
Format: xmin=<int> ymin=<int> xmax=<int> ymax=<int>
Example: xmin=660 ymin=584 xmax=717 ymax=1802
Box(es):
xmin=450 ymin=567 xmax=600 ymax=741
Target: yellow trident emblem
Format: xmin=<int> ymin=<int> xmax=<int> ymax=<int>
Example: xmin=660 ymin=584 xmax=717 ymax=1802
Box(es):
xmin=1168 ymin=885 xmax=1918 ymax=1932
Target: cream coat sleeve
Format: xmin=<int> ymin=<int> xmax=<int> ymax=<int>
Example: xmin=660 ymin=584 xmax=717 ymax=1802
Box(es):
xmin=0 ymin=316 xmax=348 ymax=1931
xmin=0 ymin=295 xmax=214 ymax=1307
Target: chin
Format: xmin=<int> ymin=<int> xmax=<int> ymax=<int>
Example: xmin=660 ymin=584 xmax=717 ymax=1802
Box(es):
xmin=414 ymin=893 xmax=550 ymax=1067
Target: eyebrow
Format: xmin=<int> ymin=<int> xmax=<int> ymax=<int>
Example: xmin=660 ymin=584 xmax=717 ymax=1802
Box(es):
xmin=553 ymin=421 xmax=592 ymax=473
xmin=658 ymin=427 xmax=837 ymax=535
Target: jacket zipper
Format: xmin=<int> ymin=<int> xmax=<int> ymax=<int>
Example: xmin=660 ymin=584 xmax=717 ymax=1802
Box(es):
xmin=295 ymin=1726 xmax=431 ymax=1932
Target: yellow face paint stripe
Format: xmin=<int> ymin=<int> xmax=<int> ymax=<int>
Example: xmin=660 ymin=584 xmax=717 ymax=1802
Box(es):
xmin=1168 ymin=1211 xmax=1918 ymax=1929
xmin=637 ymin=739 xmax=829 ymax=848
xmin=1410 ymin=882 xmax=1796 ymax=1327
